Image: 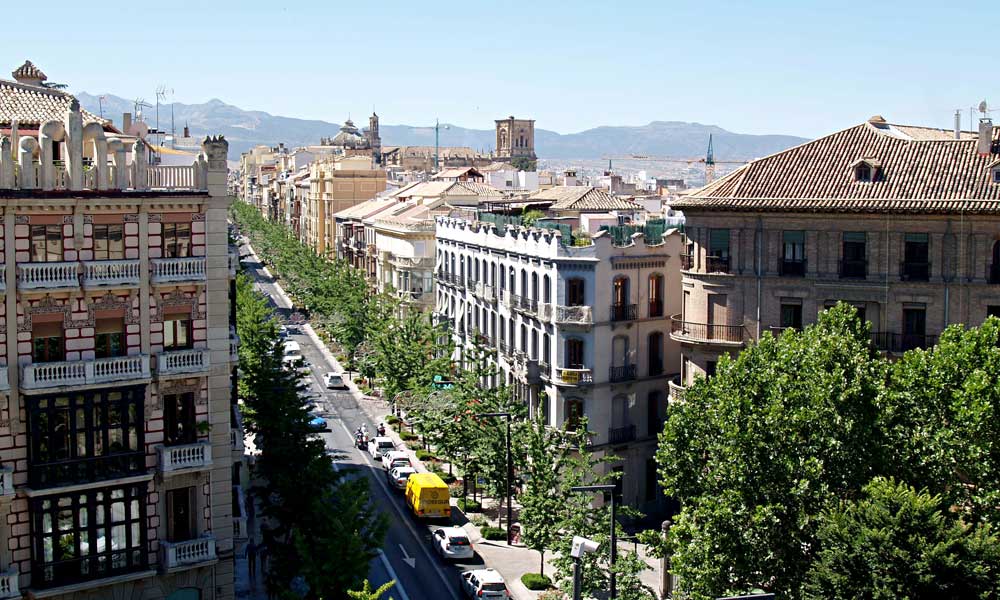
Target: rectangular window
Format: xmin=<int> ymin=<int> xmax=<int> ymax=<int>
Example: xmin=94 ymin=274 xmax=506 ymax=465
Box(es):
xmin=167 ymin=487 xmax=197 ymax=542
xmin=841 ymin=232 xmax=867 ymax=278
xmin=30 ymin=224 xmax=63 ymax=262
xmin=566 ymin=279 xmax=585 ymax=306
xmin=902 ymin=307 xmax=927 ymax=351
xmin=163 ymin=392 xmax=196 ymax=446
xmin=162 ymin=222 xmax=191 ymax=258
xmin=163 ymin=315 xmax=192 ymax=350
xmin=902 ymin=233 xmax=930 ymax=281
xmin=32 ymin=322 xmax=65 ymax=364
xmin=94 ymin=318 xmax=125 ymax=359
xmin=705 ymin=361 xmax=717 ymax=377
xmin=92 ymin=224 xmax=124 ymax=261
xmin=780 ymin=302 xmax=803 ymax=330
xmin=27 ymin=386 xmax=145 ymax=488
xmin=708 ymin=229 xmax=730 ymax=273
xmin=31 ymin=484 xmax=148 ymax=589
xmin=780 ymin=231 xmax=806 ymax=276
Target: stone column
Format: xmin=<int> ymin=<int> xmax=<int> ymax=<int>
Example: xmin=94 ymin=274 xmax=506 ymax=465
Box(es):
xmin=64 ymin=100 xmax=83 ymax=191
xmin=0 ymin=137 xmax=12 ymax=189
xmin=17 ymin=138 xmax=37 ymax=189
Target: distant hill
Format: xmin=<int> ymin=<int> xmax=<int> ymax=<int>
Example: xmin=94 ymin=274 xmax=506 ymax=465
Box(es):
xmin=77 ymin=92 xmax=807 ymax=161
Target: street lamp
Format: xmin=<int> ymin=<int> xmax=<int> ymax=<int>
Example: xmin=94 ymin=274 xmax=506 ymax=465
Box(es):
xmin=571 ymin=484 xmax=619 ymax=599
xmin=477 ymin=411 xmax=513 ymax=545
xmin=570 ymin=535 xmax=600 ymax=600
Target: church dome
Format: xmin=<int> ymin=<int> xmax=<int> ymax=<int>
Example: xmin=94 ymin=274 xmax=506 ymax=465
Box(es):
xmin=330 ymin=118 xmax=367 ymax=149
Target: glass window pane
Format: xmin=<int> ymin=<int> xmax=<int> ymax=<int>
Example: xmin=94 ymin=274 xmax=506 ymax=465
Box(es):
xmin=844 ymin=232 xmax=866 ymax=243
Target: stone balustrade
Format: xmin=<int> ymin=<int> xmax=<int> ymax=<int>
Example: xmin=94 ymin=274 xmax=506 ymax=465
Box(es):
xmin=151 ymin=257 xmax=206 ymax=283
xmin=160 ymin=535 xmax=217 ymax=571
xmin=231 ymin=405 xmax=244 ymax=453
xmin=82 ymin=259 xmax=141 ymax=288
xmin=158 ymin=349 xmax=210 ymax=376
xmin=16 ymin=261 xmax=79 ymax=290
xmin=0 ymin=566 xmax=19 ymax=599
xmin=147 ymin=165 xmax=196 ymax=189
xmin=157 ymin=442 xmax=213 ymax=474
xmin=21 ymin=355 xmax=150 ymax=390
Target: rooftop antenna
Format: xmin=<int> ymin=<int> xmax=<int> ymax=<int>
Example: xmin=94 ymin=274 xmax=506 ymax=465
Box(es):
xmin=98 ymin=95 xmax=107 ymax=119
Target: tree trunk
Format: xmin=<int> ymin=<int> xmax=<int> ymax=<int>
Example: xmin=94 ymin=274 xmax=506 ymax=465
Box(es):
xmin=540 ymin=550 xmax=545 ymax=577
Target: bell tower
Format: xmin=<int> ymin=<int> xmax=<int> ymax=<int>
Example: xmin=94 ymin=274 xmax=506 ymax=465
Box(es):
xmin=494 ymin=116 xmax=536 ymax=161
xmin=369 ymin=112 xmax=381 ymax=165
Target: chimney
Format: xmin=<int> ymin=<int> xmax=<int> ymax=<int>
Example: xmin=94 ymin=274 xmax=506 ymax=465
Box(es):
xmin=122 ymin=112 xmax=132 ymax=134
xmin=978 ymin=118 xmax=994 ymax=155
xmin=954 ymin=110 xmax=961 ymax=140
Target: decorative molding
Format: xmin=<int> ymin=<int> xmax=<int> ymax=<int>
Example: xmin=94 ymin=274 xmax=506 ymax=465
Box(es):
xmin=14 ymin=215 xmax=28 ymax=225
xmin=192 ymin=213 xmax=206 ymax=222
xmin=148 ymin=214 xmax=161 ymax=223
xmin=152 ymin=289 xmax=204 ymax=323
xmin=18 ymin=296 xmax=72 ymax=332
xmin=62 ymin=215 xmax=74 ymax=225
xmin=88 ymin=291 xmax=139 ymax=326
xmin=123 ymin=214 xmax=139 ymax=223
xmin=156 ymin=379 xmax=203 ymax=410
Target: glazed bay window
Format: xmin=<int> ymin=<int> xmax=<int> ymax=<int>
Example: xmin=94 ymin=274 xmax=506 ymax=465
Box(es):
xmin=841 ymin=232 xmax=868 ymax=278
xmin=94 ymin=318 xmax=125 ymax=359
xmin=780 ymin=231 xmax=806 ymax=276
xmin=31 ymin=484 xmax=148 ymax=588
xmin=164 ymin=315 xmax=193 ymax=350
xmin=31 ymin=224 xmax=64 ymax=262
xmin=92 ymin=224 xmax=125 ymax=260
xmin=707 ymin=229 xmax=730 ymax=273
xmin=27 ymin=386 xmax=145 ymax=488
xmin=162 ymin=222 xmax=191 ymax=258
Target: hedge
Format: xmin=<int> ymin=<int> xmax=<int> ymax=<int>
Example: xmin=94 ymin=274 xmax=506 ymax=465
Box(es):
xmin=521 ymin=573 xmax=552 ymax=591
xmin=457 ymin=498 xmax=482 ymax=513
xmin=415 ymin=449 xmax=437 ymax=462
xmin=400 ymin=431 xmax=418 ymax=441
xmin=481 ymin=526 xmax=506 ymax=540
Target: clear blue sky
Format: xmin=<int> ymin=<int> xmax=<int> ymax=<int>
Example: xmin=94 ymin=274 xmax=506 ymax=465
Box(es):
xmin=5 ymin=0 xmax=998 ymax=138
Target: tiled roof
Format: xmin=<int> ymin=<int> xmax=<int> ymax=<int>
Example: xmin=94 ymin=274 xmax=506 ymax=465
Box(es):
xmin=672 ymin=120 xmax=1000 ymax=214
xmin=479 ymin=162 xmax=515 ymax=172
xmin=528 ymin=186 xmax=641 ymax=211
xmin=433 ymin=167 xmax=481 ymax=179
xmin=394 ymin=180 xmax=502 ymax=199
xmin=0 ymin=78 xmax=107 ymax=127
xmin=448 ymin=182 xmax=502 ymax=197
xmin=333 ymin=197 xmax=397 ymax=220
xmin=12 ymin=60 xmax=46 ymax=82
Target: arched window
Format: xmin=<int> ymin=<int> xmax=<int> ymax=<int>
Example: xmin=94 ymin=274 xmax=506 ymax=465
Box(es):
xmin=520 ymin=269 xmax=528 ymax=298
xmin=520 ymin=324 xmax=528 ymax=352
xmin=543 ymin=333 xmax=551 ymax=365
xmin=531 ymin=272 xmax=539 ymax=301
xmin=509 ymin=267 xmax=516 ymax=293
xmin=460 ymin=256 xmax=466 ymax=281
xmin=491 ymin=262 xmax=497 ymax=287
xmin=612 ymin=335 xmax=630 ymax=368
xmin=565 ymin=338 xmax=584 ymax=368
xmin=648 ymin=273 xmax=664 ymax=317
xmin=566 ymin=278 xmax=585 ymax=306
xmin=531 ymin=329 xmax=538 ymax=359
xmin=543 ymin=274 xmax=551 ymax=303
xmin=565 ymin=397 xmax=584 ymax=431
xmin=648 ymin=331 xmax=664 ymax=376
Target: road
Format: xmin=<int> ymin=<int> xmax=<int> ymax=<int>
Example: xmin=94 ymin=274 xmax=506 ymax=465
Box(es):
xmin=240 ymin=242 xmax=482 ymax=600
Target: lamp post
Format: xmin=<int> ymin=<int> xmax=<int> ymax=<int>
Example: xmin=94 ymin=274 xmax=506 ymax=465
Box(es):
xmin=571 ymin=484 xmax=618 ymax=600
xmin=478 ymin=411 xmax=513 ymax=545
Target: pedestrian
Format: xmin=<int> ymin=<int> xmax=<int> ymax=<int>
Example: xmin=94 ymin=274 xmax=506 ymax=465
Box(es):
xmin=258 ymin=543 xmax=269 ymax=574
xmin=245 ymin=538 xmax=258 ymax=579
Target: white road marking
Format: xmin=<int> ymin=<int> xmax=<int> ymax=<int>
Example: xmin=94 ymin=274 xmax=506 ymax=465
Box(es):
xmin=378 ymin=550 xmax=412 ymax=600
xmin=398 ymin=544 xmax=416 ymax=568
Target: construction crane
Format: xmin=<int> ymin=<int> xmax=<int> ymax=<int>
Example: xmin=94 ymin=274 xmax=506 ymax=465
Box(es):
xmin=602 ymin=135 xmax=749 ymax=184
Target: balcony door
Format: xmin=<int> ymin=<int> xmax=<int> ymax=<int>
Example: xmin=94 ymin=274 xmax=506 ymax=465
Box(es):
xmin=612 ymin=277 xmax=629 ymax=307
xmin=30 ymin=224 xmax=63 ymax=262
xmin=612 ymin=336 xmax=629 ymax=369
xmin=32 ymin=322 xmax=65 ymax=364
xmin=167 ymin=487 xmax=197 ymax=542
xmin=612 ymin=395 xmax=629 ymax=429
xmin=708 ymin=294 xmax=728 ymax=339
xmin=566 ymin=278 xmax=585 ymax=306
xmin=162 ymin=223 xmax=191 ymax=258
xmin=164 ymin=392 xmax=197 ymax=446
xmin=565 ymin=338 xmax=584 ymax=369
xmin=902 ymin=307 xmax=926 ymax=351
xmin=95 ymin=318 xmax=125 ymax=359
xmin=92 ymin=224 xmax=124 ymax=261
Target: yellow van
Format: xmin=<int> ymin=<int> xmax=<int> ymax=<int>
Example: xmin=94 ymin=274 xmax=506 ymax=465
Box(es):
xmin=404 ymin=473 xmax=451 ymax=519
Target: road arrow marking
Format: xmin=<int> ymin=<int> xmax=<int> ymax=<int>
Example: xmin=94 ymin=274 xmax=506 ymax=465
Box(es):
xmin=398 ymin=544 xmax=416 ymax=568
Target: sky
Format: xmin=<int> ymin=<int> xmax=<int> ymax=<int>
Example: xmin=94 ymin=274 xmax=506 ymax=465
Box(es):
xmin=4 ymin=0 xmax=998 ymax=138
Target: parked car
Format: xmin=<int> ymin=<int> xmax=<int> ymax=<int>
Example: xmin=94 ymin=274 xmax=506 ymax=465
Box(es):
xmin=433 ymin=527 xmax=473 ymax=561
xmin=460 ymin=569 xmax=509 ymax=599
xmin=404 ymin=473 xmax=451 ymax=519
xmin=381 ymin=450 xmax=411 ymax=471
xmin=368 ymin=437 xmax=395 ymax=459
xmin=387 ymin=466 xmax=416 ymax=490
xmin=282 ymin=340 xmax=302 ymax=358
xmin=323 ymin=372 xmax=347 ymax=389
xmin=307 ymin=413 xmax=327 ymax=431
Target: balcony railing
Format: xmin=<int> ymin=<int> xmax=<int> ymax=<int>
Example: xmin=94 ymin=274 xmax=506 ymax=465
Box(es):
xmin=231 ymin=405 xmax=244 ymax=453
xmin=668 ymin=376 xmax=686 ymax=402
xmin=990 ymin=263 xmax=1000 ymax=284
xmin=158 ymin=348 xmax=210 ymax=376
xmin=498 ymin=288 xmax=515 ymax=309
xmin=705 ymin=255 xmax=730 ymax=274
xmin=151 ymin=257 xmax=206 ymax=283
xmin=157 ymin=442 xmax=213 ymax=473
xmin=29 ymin=451 xmax=145 ymax=489
xmin=21 ymin=355 xmax=150 ymax=390
xmin=553 ymin=305 xmax=593 ymax=326
xmin=555 ymin=367 xmax=594 ymax=386
xmin=160 ymin=535 xmax=217 ymax=571
xmin=610 ymin=303 xmax=638 ymax=322
xmin=900 ymin=261 xmax=931 ymax=282
xmin=870 ymin=331 xmax=939 ymax=353
xmin=0 ymin=566 xmax=18 ymax=599
xmin=82 ymin=259 xmax=141 ymax=288
xmin=17 ymin=261 xmax=78 ymax=290
xmin=840 ymin=258 xmax=868 ymax=279
xmin=779 ymin=258 xmax=807 ymax=277
xmin=670 ymin=315 xmax=747 ymax=345
xmin=514 ymin=295 xmax=538 ymax=315
xmin=608 ymin=424 xmax=636 ymax=445
xmin=680 ymin=253 xmax=694 ymax=270
xmin=609 ymin=364 xmax=637 ymax=382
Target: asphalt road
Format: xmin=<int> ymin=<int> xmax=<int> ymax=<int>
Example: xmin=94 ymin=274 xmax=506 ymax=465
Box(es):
xmin=240 ymin=243 xmax=485 ymax=600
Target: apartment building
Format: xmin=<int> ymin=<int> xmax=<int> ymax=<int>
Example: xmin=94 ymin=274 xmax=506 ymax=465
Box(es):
xmin=434 ymin=213 xmax=682 ymax=513
xmin=669 ymin=115 xmax=1000 ymax=396
xmin=0 ymin=63 xmax=238 ymax=599
xmin=304 ymin=156 xmax=387 ymax=256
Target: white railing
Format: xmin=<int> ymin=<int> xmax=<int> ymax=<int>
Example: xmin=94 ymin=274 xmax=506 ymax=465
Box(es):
xmin=16 ymin=261 xmax=78 ymax=290
xmin=160 ymin=535 xmax=217 ymax=570
xmin=499 ymin=288 xmax=515 ymax=309
xmin=554 ymin=305 xmax=593 ymax=325
xmin=157 ymin=442 xmax=213 ymax=473
xmin=231 ymin=405 xmax=244 ymax=453
xmin=0 ymin=465 xmax=13 ymax=498
xmin=82 ymin=259 xmax=141 ymax=288
xmin=21 ymin=355 xmax=150 ymax=390
xmin=147 ymin=165 xmax=196 ymax=189
xmin=0 ymin=367 xmax=8 ymax=392
xmin=158 ymin=349 xmax=210 ymax=376
xmin=151 ymin=257 xmax=206 ymax=283
xmin=555 ymin=367 xmax=594 ymax=386
xmin=0 ymin=566 xmax=18 ymax=599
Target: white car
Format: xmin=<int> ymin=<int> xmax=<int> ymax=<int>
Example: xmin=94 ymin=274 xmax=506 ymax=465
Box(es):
xmin=433 ymin=527 xmax=474 ymax=561
xmin=387 ymin=466 xmax=415 ymax=490
xmin=460 ymin=569 xmax=509 ymax=599
xmin=323 ymin=372 xmax=347 ymax=389
xmin=367 ymin=437 xmax=395 ymax=459
xmin=282 ymin=340 xmax=302 ymax=358
xmin=381 ymin=450 xmax=411 ymax=471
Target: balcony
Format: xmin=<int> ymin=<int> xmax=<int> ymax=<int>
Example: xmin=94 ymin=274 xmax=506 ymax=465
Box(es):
xmin=513 ymin=295 xmax=538 ymax=315
xmin=555 ymin=367 xmax=594 ymax=386
xmin=778 ymin=258 xmax=807 ymax=277
xmin=157 ymin=442 xmax=213 ymax=474
xmin=680 ymin=253 xmax=694 ymax=270
xmin=840 ymin=259 xmax=868 ymax=279
xmin=0 ymin=266 xmax=5 ymax=292
xmin=610 ymin=303 xmax=638 ymax=322
xmin=82 ymin=259 xmax=141 ymax=288
xmin=158 ymin=348 xmax=210 ymax=376
xmin=900 ymin=261 xmax=931 ymax=282
xmin=705 ymin=255 xmax=730 ymax=274
xmin=0 ymin=566 xmax=17 ymax=599
xmin=0 ymin=465 xmax=13 ymax=499
xmin=16 ymin=261 xmax=78 ymax=290
xmin=229 ymin=248 xmax=239 ymax=277
xmin=511 ymin=351 xmax=541 ymax=384
xmin=20 ymin=355 xmax=150 ymax=391
xmin=670 ymin=315 xmax=747 ymax=346
xmin=29 ymin=452 xmax=145 ymax=488
xmin=552 ymin=305 xmax=593 ymax=326
xmin=498 ymin=288 xmax=515 ymax=309
xmin=0 ymin=368 xmax=8 ymax=393
xmin=473 ymin=282 xmax=497 ymax=303
xmin=648 ymin=300 xmax=664 ymax=318
xmin=151 ymin=257 xmax=206 ymax=283
xmin=608 ymin=424 xmax=636 ymax=445
xmin=160 ymin=535 xmax=217 ymax=572
xmin=230 ymin=327 xmax=239 ymax=362
xmin=990 ymin=263 xmax=1000 ymax=284
xmin=231 ymin=405 xmax=244 ymax=453
xmin=668 ymin=376 xmax=686 ymax=402
xmin=870 ymin=331 xmax=939 ymax=353
xmin=609 ymin=364 xmax=637 ymax=382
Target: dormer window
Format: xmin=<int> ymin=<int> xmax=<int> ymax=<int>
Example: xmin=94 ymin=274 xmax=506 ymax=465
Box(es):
xmin=851 ymin=158 xmax=882 ymax=183
xmin=856 ymin=163 xmax=872 ymax=182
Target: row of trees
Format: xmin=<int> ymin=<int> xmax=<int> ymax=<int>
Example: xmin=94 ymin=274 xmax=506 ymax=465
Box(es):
xmin=650 ymin=304 xmax=1000 ymax=600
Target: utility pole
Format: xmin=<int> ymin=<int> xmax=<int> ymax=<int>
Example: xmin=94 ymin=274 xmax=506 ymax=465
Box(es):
xmin=571 ymin=484 xmax=619 ymax=599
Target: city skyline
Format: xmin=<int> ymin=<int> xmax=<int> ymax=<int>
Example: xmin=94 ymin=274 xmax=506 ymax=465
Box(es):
xmin=6 ymin=0 xmax=998 ymax=138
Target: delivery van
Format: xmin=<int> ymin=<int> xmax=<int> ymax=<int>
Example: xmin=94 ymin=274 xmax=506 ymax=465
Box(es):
xmin=404 ymin=473 xmax=451 ymax=519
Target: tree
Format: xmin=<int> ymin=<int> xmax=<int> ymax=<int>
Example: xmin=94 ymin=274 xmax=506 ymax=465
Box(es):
xmin=347 ymin=580 xmax=395 ymax=600
xmin=511 ymin=156 xmax=537 ymax=172
xmin=655 ymin=304 xmax=889 ymax=600
xmin=371 ymin=308 xmax=451 ymax=401
xmin=521 ymin=209 xmax=545 ymax=227
xmin=804 ymin=477 xmax=1000 ymax=600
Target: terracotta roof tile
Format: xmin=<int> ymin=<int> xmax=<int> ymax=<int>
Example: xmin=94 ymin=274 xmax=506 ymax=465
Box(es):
xmin=0 ymin=78 xmax=107 ymax=127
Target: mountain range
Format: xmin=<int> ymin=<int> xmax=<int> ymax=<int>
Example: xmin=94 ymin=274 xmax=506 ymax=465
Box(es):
xmin=76 ymin=92 xmax=808 ymax=161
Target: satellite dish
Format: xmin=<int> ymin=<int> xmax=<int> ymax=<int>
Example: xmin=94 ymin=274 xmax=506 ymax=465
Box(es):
xmin=979 ymin=100 xmax=989 ymax=115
